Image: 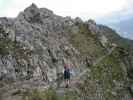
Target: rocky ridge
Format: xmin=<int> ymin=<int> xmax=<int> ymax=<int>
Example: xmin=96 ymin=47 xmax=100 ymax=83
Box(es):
xmin=0 ymin=3 xmax=133 ymax=100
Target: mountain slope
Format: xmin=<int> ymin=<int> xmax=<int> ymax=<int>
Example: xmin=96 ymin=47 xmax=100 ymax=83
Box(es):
xmin=0 ymin=3 xmax=133 ymax=100
xmin=98 ymin=25 xmax=133 ymax=48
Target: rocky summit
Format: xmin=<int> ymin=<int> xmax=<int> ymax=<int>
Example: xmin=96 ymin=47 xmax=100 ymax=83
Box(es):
xmin=0 ymin=3 xmax=133 ymax=100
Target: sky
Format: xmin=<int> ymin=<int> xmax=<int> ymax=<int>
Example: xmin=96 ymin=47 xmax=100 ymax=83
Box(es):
xmin=0 ymin=0 xmax=133 ymax=39
xmin=0 ymin=0 xmax=132 ymax=20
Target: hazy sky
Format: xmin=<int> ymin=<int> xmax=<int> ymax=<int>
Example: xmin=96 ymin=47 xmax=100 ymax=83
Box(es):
xmin=0 ymin=0 xmax=132 ymax=20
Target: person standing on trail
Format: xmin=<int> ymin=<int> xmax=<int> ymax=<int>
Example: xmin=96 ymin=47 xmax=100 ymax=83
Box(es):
xmin=64 ymin=63 xmax=71 ymax=88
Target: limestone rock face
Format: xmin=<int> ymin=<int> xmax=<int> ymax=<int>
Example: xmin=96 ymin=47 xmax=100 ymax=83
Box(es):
xmin=74 ymin=17 xmax=83 ymax=24
xmin=0 ymin=3 xmax=85 ymax=84
xmin=86 ymin=19 xmax=108 ymax=47
xmin=86 ymin=19 xmax=99 ymax=34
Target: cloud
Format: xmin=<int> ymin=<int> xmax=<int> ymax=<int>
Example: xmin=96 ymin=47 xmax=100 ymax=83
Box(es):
xmin=0 ymin=0 xmax=129 ymax=19
xmin=96 ymin=0 xmax=133 ymax=24
xmin=121 ymin=31 xmax=133 ymax=40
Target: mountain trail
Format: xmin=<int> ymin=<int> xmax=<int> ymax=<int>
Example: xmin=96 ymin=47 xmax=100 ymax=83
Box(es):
xmin=52 ymin=46 xmax=116 ymax=95
xmin=0 ymin=47 xmax=116 ymax=98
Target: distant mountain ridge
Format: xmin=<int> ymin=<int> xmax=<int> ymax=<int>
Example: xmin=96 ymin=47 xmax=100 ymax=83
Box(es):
xmin=98 ymin=25 xmax=133 ymax=48
xmin=109 ymin=17 xmax=133 ymax=39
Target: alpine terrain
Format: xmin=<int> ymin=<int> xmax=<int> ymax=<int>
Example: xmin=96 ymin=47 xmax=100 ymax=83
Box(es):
xmin=0 ymin=3 xmax=133 ymax=100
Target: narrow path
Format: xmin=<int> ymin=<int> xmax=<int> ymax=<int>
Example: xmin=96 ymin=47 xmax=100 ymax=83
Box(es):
xmin=93 ymin=47 xmax=115 ymax=66
xmin=72 ymin=47 xmax=116 ymax=80
xmin=55 ymin=47 xmax=116 ymax=96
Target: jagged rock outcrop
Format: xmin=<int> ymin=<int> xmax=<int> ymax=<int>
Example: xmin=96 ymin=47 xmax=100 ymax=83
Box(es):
xmin=0 ymin=3 xmax=133 ymax=100
xmin=0 ymin=3 xmax=85 ymax=84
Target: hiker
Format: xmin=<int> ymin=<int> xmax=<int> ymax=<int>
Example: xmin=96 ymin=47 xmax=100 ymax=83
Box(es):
xmin=64 ymin=63 xmax=71 ymax=88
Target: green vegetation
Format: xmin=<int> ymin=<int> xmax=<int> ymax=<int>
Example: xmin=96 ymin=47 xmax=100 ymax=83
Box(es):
xmin=64 ymin=23 xmax=131 ymax=99
xmin=0 ymin=25 xmax=16 ymax=55
xmin=66 ymin=23 xmax=106 ymax=58
xmin=91 ymin=51 xmax=125 ymax=81
xmin=22 ymin=87 xmax=78 ymax=100
xmin=66 ymin=22 xmax=133 ymax=99
xmin=0 ymin=39 xmax=15 ymax=55
xmin=78 ymin=48 xmax=129 ymax=100
xmin=23 ymin=88 xmax=57 ymax=100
